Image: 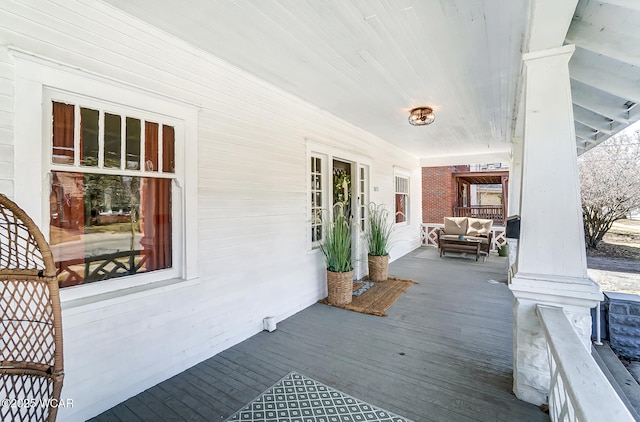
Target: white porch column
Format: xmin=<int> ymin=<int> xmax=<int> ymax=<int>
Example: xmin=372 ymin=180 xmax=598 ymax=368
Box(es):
xmin=509 ymin=44 xmax=602 ymax=405
xmin=507 ymin=136 xmax=523 ymax=266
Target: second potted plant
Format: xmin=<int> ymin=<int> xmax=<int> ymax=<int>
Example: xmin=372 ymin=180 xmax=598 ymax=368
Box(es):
xmin=321 ymin=202 xmax=354 ymax=305
xmin=365 ymin=202 xmax=394 ymax=282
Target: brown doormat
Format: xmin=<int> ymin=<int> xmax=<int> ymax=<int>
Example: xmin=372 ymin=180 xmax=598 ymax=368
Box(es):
xmin=319 ymin=276 xmax=418 ymax=317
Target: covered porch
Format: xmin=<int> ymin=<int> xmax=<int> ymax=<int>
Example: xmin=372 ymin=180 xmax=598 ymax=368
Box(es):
xmin=452 ymin=171 xmax=509 ymax=225
xmin=2 ymin=0 xmax=640 ymax=420
xmin=91 ymin=248 xmax=548 ymax=421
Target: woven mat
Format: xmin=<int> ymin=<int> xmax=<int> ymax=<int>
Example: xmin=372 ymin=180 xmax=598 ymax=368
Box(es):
xmin=319 ymin=276 xmax=418 ymax=317
xmin=225 ymin=371 xmax=413 ymax=421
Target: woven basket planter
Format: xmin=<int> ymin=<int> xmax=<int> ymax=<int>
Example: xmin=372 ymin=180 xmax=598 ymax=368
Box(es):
xmin=368 ymin=254 xmax=389 ymax=282
xmin=327 ymin=270 xmax=354 ymax=306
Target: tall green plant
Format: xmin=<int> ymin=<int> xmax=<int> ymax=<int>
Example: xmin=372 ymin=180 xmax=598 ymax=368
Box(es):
xmin=366 ymin=202 xmax=393 ymax=256
xmin=320 ymin=202 xmax=353 ymax=273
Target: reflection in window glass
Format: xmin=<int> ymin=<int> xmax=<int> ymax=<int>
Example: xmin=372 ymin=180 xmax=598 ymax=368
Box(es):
xmin=126 ymin=117 xmax=141 ymax=170
xmin=49 ymin=171 xmax=172 ymax=287
xmin=104 ymin=113 xmax=121 ymax=168
xmin=80 ymin=108 xmax=99 ymax=166
xmin=395 ymin=175 xmax=409 ymax=223
xmin=310 ymin=156 xmax=323 ymax=243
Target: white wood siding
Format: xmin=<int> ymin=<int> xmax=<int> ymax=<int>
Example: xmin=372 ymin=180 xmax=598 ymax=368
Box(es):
xmin=0 ymin=47 xmax=13 ymax=197
xmin=0 ymin=1 xmax=421 ymax=420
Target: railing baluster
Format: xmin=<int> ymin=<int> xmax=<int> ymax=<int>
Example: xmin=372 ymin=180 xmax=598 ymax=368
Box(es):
xmin=537 ymin=305 xmax=634 ymax=421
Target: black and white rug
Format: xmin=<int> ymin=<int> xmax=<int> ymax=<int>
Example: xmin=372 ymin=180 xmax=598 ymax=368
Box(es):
xmin=226 ymin=372 xmax=413 ymax=422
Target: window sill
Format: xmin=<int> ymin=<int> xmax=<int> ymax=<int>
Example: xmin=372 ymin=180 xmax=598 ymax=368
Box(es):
xmin=307 ymin=246 xmax=323 ymax=254
xmin=61 ymin=277 xmax=200 ymax=316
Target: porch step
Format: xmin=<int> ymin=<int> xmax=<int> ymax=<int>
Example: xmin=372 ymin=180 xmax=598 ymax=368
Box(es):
xmin=592 ymin=341 xmax=640 ymax=421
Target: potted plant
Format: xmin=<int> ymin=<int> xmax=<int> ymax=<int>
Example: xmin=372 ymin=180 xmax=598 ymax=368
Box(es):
xmin=320 ymin=202 xmax=354 ymax=305
xmin=498 ymin=244 xmax=508 ymax=257
xmin=365 ymin=202 xmax=394 ymax=282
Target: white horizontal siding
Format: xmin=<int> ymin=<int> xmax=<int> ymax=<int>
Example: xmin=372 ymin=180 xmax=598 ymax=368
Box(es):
xmin=0 ymin=46 xmax=13 ymax=197
xmin=0 ymin=1 xmax=421 ymax=421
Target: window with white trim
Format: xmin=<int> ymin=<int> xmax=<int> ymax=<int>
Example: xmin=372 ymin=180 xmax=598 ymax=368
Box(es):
xmin=46 ymin=93 xmax=180 ymax=288
xmin=395 ymin=173 xmax=409 ymax=224
xmin=310 ymin=154 xmax=324 ymax=246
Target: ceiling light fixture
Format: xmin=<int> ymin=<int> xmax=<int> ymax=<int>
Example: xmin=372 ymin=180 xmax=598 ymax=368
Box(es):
xmin=408 ymin=107 xmax=435 ymax=126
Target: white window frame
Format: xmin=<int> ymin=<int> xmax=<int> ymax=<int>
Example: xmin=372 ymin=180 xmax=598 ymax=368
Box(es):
xmin=309 ymin=152 xmax=327 ymax=249
xmin=394 ymin=169 xmax=410 ymax=225
xmin=305 ymin=140 xmax=371 ymax=254
xmin=12 ymin=50 xmax=199 ymax=303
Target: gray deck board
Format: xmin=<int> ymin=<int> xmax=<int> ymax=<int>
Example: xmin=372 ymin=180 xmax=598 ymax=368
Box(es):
xmin=90 ymin=247 xmax=548 ymax=422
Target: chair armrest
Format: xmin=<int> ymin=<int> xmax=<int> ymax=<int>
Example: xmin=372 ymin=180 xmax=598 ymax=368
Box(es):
xmin=436 ymin=228 xmax=444 ymax=246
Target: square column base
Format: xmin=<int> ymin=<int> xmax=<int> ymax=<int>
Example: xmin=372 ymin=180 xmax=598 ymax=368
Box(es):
xmin=510 ymin=273 xmax=602 ymax=405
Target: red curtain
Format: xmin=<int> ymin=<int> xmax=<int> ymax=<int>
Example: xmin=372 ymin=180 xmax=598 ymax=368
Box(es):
xmin=141 ymin=178 xmax=172 ymax=271
xmin=145 ymin=122 xmax=159 ymax=172
xmin=52 ymin=102 xmax=74 ymax=164
xmin=142 ymin=121 xmax=171 ymax=270
xmin=162 ymin=125 xmax=175 ymax=173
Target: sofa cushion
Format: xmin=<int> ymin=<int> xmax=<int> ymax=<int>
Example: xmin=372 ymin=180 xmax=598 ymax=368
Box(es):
xmin=443 ymin=217 xmax=468 ymax=236
xmin=466 ymin=218 xmax=493 ymax=237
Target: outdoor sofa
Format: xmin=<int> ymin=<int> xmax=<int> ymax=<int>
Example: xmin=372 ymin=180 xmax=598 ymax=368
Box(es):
xmin=436 ymin=216 xmax=493 ymax=258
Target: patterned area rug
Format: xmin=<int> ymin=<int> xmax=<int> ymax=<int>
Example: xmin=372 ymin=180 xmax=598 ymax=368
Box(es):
xmin=226 ymin=372 xmax=413 ymax=422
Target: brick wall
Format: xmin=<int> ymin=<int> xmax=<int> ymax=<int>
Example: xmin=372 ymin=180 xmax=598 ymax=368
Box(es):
xmin=422 ymin=166 xmax=467 ymax=223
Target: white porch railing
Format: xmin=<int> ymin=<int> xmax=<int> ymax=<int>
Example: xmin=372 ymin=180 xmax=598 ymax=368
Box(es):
xmin=537 ymin=305 xmax=634 ymax=422
xmin=420 ymin=223 xmax=506 ymax=252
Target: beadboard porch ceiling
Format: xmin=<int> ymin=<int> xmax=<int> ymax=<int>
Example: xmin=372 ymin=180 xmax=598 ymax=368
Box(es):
xmin=104 ymin=0 xmax=640 ymax=161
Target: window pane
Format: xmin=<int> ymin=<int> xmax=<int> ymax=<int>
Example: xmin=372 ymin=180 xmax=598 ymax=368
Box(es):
xmin=395 ymin=193 xmax=407 ymax=223
xmin=162 ymin=125 xmax=175 ymax=173
xmin=126 ymin=117 xmax=141 ymax=170
xmin=52 ymin=102 xmax=75 ymax=164
xmin=80 ymin=108 xmax=99 ymax=166
xmin=50 ymin=171 xmax=172 ymax=288
xmin=145 ymin=121 xmax=159 ymax=172
xmin=104 ymin=113 xmax=121 ymax=168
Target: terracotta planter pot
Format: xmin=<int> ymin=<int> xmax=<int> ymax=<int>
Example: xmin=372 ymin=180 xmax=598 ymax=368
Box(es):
xmin=327 ymin=269 xmax=354 ymax=305
xmin=368 ymin=254 xmax=389 ymax=282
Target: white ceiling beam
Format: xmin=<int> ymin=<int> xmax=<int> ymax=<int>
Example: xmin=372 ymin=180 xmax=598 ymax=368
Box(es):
xmin=569 ymin=59 xmax=640 ymax=105
xmin=571 ymin=81 xmax=630 ymax=123
xmin=571 ymin=96 xmax=627 ymax=124
xmin=419 ymin=150 xmax=510 ymax=167
xmin=598 ymin=0 xmax=640 ymax=12
xmin=526 ymin=0 xmax=579 ymax=52
xmin=574 ymin=123 xmax=599 ymax=140
xmin=566 ymin=20 xmax=640 ymax=67
xmin=572 ymin=105 xmax=615 ymax=134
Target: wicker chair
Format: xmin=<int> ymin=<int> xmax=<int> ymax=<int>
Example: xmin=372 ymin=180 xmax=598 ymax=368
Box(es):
xmin=0 ymin=194 xmax=64 ymax=422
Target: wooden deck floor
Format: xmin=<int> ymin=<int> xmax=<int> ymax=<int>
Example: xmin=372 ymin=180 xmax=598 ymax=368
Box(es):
xmin=91 ymin=248 xmax=549 ymax=422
